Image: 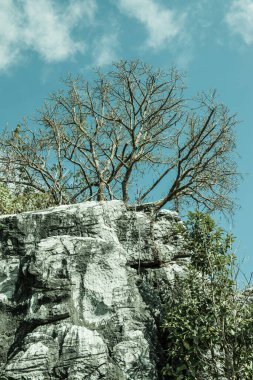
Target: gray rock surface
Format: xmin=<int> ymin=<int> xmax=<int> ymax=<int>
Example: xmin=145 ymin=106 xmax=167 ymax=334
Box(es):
xmin=0 ymin=200 xmax=188 ymax=379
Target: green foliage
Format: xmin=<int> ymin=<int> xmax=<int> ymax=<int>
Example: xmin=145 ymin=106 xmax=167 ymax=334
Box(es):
xmin=0 ymin=183 xmax=55 ymax=214
xmin=163 ymin=211 xmax=253 ymax=380
xmin=186 ymin=211 xmax=235 ymax=277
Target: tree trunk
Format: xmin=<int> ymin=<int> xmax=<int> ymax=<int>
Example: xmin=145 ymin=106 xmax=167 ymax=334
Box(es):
xmin=97 ymin=181 xmax=106 ymax=201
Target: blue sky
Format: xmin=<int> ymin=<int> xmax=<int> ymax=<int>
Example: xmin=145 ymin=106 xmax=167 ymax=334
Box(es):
xmin=0 ymin=0 xmax=253 ymax=283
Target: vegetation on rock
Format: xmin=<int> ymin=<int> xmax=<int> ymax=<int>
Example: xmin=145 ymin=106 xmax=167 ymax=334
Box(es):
xmin=163 ymin=212 xmax=253 ymax=380
xmin=0 ymin=183 xmax=54 ymax=214
xmin=1 ymin=60 xmax=250 ymax=379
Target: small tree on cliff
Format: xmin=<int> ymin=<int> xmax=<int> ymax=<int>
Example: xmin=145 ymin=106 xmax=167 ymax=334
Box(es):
xmin=0 ymin=60 xmax=239 ymax=213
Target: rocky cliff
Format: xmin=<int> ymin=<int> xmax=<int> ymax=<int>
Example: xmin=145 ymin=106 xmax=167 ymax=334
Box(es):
xmin=0 ymin=200 xmax=189 ymax=380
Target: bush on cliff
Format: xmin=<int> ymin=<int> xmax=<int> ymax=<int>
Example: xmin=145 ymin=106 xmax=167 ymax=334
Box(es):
xmin=163 ymin=212 xmax=253 ymax=380
xmin=0 ymin=183 xmax=54 ymax=214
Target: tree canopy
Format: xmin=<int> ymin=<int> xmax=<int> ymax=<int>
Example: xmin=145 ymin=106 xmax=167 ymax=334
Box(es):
xmin=0 ymin=60 xmax=239 ymax=213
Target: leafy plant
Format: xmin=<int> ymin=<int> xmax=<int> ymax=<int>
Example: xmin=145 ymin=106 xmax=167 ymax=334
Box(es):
xmin=0 ymin=183 xmax=54 ymax=214
xmin=163 ymin=212 xmax=253 ymax=380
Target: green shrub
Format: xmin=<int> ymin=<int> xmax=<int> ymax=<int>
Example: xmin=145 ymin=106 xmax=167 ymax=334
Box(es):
xmin=163 ymin=212 xmax=253 ymax=380
xmin=0 ymin=183 xmax=55 ymax=214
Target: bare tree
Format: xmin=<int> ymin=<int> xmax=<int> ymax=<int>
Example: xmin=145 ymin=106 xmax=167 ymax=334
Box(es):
xmin=0 ymin=60 xmax=239 ymax=213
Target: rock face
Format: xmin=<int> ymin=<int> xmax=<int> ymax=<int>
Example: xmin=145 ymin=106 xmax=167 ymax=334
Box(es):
xmin=0 ymin=200 xmax=188 ymax=379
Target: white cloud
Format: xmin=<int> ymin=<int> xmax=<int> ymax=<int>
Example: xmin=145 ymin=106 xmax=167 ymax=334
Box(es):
xmin=225 ymin=0 xmax=253 ymax=44
xmin=116 ymin=0 xmax=186 ymax=49
xmin=0 ymin=0 xmax=97 ymax=71
xmin=78 ymin=0 xmax=97 ymax=23
xmin=93 ymin=33 xmax=119 ymax=66
xmin=0 ymin=0 xmax=22 ymax=71
xmin=23 ymin=0 xmax=86 ymax=62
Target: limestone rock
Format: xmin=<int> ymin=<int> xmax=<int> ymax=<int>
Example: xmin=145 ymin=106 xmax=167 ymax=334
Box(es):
xmin=0 ymin=200 xmax=188 ymax=379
